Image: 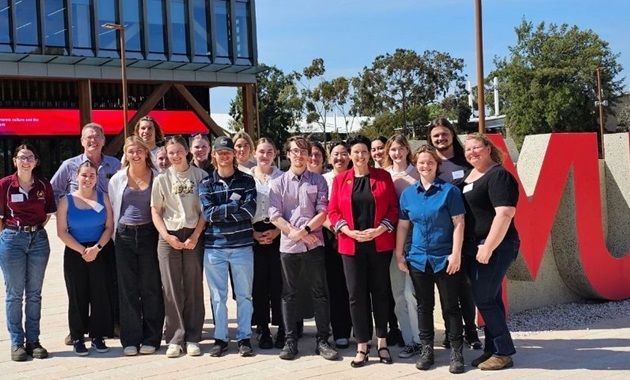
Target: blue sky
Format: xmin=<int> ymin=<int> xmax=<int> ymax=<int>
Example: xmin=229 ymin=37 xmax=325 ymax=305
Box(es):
xmin=210 ymin=0 xmax=629 ymax=114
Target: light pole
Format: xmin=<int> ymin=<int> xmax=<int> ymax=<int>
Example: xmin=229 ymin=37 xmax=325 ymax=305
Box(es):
xmin=474 ymin=0 xmax=486 ymax=133
xmin=596 ymin=67 xmax=608 ymax=158
xmin=102 ymin=22 xmax=129 ymax=139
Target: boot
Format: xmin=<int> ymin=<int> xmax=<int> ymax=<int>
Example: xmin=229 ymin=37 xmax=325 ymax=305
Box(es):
xmin=415 ymin=343 xmax=434 ymax=371
xmin=449 ymin=340 xmax=465 ymax=374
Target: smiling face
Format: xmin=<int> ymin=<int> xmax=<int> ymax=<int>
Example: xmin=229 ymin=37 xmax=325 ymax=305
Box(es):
xmin=287 ymin=141 xmax=309 ymax=169
xmin=124 ymin=143 xmax=148 ymax=166
xmin=77 ymin=165 xmax=97 ymax=190
xmin=416 ymin=152 xmax=438 ymax=181
xmin=13 ymin=148 xmax=38 ymax=173
xmin=166 ymin=142 xmax=188 ymax=168
xmin=430 ymin=126 xmax=454 ymax=152
xmin=388 ymin=141 xmax=409 ymax=166
xmin=137 ymin=120 xmax=156 ymax=146
xmin=234 ymin=138 xmax=251 ymax=164
xmin=213 ymin=149 xmax=236 ymax=169
xmin=370 ymin=139 xmax=385 ymax=166
xmin=350 ymin=143 xmax=370 ymax=170
xmin=156 ymin=149 xmax=170 ymax=171
xmin=190 ymin=138 xmax=210 ymax=162
xmin=464 ymin=138 xmax=491 ymax=167
xmin=308 ymin=146 xmax=324 ymax=174
xmin=255 ymin=142 xmax=276 ymax=167
xmin=329 ymin=144 xmax=349 ymax=173
xmin=81 ymin=127 xmax=105 ymax=155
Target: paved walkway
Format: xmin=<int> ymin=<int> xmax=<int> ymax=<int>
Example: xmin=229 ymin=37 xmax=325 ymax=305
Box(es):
xmin=1 ymin=220 xmax=629 ymax=379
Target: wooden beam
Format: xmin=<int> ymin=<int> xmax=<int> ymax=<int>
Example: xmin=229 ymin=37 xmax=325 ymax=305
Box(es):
xmin=103 ymin=83 xmax=173 ymax=156
xmin=172 ymin=83 xmax=228 ymax=137
xmin=77 ymin=79 xmax=92 ymax=131
xmin=242 ymin=84 xmax=257 ymax=138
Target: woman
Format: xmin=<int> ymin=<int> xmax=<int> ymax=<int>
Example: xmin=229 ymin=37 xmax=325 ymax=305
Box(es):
xmin=233 ymin=131 xmax=256 ymax=172
xmin=370 ymin=136 xmax=387 ymax=168
xmin=151 ymin=135 xmax=207 ymax=358
xmin=396 ymin=145 xmax=466 ymax=373
xmin=461 ymin=133 xmax=520 ymax=371
xmin=0 ymin=144 xmax=55 ymax=362
xmin=382 ymin=134 xmax=422 ymax=359
xmin=56 ymin=161 xmax=115 ymax=356
xmin=322 ymin=141 xmax=352 ymax=349
xmin=328 ymin=135 xmax=398 ymax=367
xmin=249 ymin=138 xmax=284 ymax=349
xmin=109 ymin=136 xmax=164 ymax=356
xmin=308 ymin=141 xmax=327 ymax=174
xmin=156 ymin=146 xmax=171 ymax=173
xmin=190 ymin=133 xmax=214 ymax=173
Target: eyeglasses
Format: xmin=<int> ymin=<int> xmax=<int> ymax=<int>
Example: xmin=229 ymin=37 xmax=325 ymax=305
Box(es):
xmin=191 ymin=132 xmax=208 ymax=138
xmin=289 ymin=148 xmax=309 ymax=156
xmin=465 ymin=145 xmax=487 ymax=153
xmin=16 ymin=155 xmax=36 ymax=162
xmin=331 ymin=152 xmax=349 ymax=158
xmin=82 ymin=134 xmax=104 ymax=141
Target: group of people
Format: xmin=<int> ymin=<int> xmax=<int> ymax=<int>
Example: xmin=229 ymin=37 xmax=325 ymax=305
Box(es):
xmin=0 ymin=116 xmax=520 ymax=373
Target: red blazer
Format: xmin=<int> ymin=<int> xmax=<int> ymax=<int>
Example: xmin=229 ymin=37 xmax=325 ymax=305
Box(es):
xmin=328 ymin=167 xmax=398 ymax=255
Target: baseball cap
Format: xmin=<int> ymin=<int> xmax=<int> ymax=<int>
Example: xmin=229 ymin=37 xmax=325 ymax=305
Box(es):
xmin=213 ymin=136 xmax=235 ymax=151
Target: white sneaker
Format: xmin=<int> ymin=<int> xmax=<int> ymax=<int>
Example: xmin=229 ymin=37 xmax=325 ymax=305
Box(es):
xmin=139 ymin=345 xmax=156 ymax=355
xmin=186 ymin=342 xmax=201 ymax=356
xmin=123 ymin=346 xmax=138 ymax=356
xmin=166 ymin=344 xmax=182 ymax=358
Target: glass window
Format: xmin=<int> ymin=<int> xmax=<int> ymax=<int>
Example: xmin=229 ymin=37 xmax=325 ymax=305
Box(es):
xmin=170 ymin=0 xmax=187 ymax=55
xmin=123 ymin=1 xmax=141 ymax=52
xmin=147 ymin=0 xmax=165 ymax=54
xmin=192 ymin=0 xmax=209 ymax=57
xmin=0 ymin=0 xmax=11 ymax=46
xmin=15 ymin=0 xmax=38 ymax=46
xmin=234 ymin=1 xmax=250 ymax=59
xmin=97 ymin=0 xmax=118 ymax=51
xmin=214 ymin=0 xmax=230 ymax=58
xmin=44 ymin=0 xmax=66 ymax=48
xmin=71 ymin=0 xmax=93 ymax=49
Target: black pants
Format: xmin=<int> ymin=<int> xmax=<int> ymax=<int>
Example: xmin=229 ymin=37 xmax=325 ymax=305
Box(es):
xmin=115 ymin=223 xmax=164 ymax=348
xmin=324 ymin=230 xmax=352 ymax=341
xmin=64 ymin=240 xmax=114 ymax=341
xmin=252 ymin=222 xmax=282 ymax=328
xmin=409 ymin=262 xmax=463 ymax=344
xmin=280 ymin=246 xmax=330 ymax=342
xmin=341 ymin=244 xmax=392 ymax=343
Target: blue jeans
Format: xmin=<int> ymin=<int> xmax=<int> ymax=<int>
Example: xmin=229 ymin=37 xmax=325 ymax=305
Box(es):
xmin=466 ymin=237 xmax=519 ymax=356
xmin=204 ymin=246 xmax=254 ymax=341
xmin=0 ymin=228 xmax=50 ymax=346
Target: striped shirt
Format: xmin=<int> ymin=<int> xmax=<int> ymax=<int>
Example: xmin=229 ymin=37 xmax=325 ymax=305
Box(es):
xmin=199 ymin=169 xmax=257 ymax=248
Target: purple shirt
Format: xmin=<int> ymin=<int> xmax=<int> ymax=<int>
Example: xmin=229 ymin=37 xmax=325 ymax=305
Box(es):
xmin=268 ymin=169 xmax=328 ymax=253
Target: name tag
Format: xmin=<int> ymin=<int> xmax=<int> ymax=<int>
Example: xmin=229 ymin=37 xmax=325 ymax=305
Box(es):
xmin=230 ymin=192 xmax=242 ymax=201
xmin=463 ymin=183 xmax=474 ymax=193
xmin=306 ymin=185 xmax=318 ymax=195
xmin=93 ymin=203 xmax=105 ymax=213
xmin=452 ymin=170 xmax=464 ymax=180
xmin=11 ymin=193 xmax=24 ymax=202
xmin=258 ymin=185 xmax=270 ymax=196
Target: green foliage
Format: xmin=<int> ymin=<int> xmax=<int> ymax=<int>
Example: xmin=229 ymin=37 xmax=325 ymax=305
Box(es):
xmin=358 ymin=105 xmax=430 ymax=139
xmin=491 ymin=19 xmax=624 ymax=143
xmin=617 ymin=104 xmax=630 ymax=127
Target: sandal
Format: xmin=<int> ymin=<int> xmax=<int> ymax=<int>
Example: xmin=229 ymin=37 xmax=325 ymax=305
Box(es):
xmin=378 ymin=347 xmax=393 ymax=364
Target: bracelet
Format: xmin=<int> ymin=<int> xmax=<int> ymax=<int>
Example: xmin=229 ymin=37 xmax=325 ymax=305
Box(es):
xmin=96 ymin=244 xmax=103 ymax=251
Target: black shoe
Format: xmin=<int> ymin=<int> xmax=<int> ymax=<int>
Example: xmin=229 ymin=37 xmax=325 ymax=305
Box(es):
xmin=91 ymin=338 xmax=109 ymax=353
xmin=449 ymin=341 xmax=465 ymax=374
xmin=273 ymin=328 xmax=285 ymax=349
xmin=73 ymin=340 xmax=89 ymax=356
xmin=471 ymin=351 xmax=493 ymax=367
xmin=209 ymin=339 xmax=228 ymax=357
xmin=238 ymin=339 xmax=254 ymax=357
xmin=386 ymin=328 xmax=403 ymax=347
xmin=378 ymin=347 xmax=393 ymax=364
xmin=258 ymin=332 xmax=273 ymax=349
xmin=315 ymin=340 xmax=338 ymax=361
xmin=464 ymin=331 xmax=483 ymax=350
xmin=279 ymin=340 xmax=298 ymax=360
xmin=350 ymin=350 xmax=369 ymax=368
xmin=25 ymin=342 xmax=48 ymax=359
xmin=296 ymin=321 xmax=304 ymax=338
xmin=11 ymin=345 xmax=27 ymax=361
xmin=415 ymin=344 xmax=434 ymax=371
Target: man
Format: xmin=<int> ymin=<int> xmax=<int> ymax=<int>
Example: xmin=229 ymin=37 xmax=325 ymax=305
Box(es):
xmin=121 ymin=116 xmax=164 ymax=166
xmin=427 ymin=117 xmax=482 ymax=350
xmin=268 ymin=136 xmax=338 ymax=361
xmin=51 ymin=122 xmax=121 ymax=345
xmin=199 ymin=136 xmax=257 ymax=358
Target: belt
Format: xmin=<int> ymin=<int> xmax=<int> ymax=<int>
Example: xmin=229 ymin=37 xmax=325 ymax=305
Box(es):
xmin=5 ymin=225 xmax=43 ymax=233
xmin=118 ymin=223 xmax=154 ymax=230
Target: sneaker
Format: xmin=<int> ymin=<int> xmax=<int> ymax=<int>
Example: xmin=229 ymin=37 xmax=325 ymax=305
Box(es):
xmin=25 ymin=342 xmax=48 ymax=359
xmin=123 ymin=346 xmax=138 ymax=356
xmin=139 ymin=345 xmax=156 ymax=355
xmin=471 ymin=351 xmax=493 ymax=367
xmin=335 ymin=338 xmax=349 ymax=349
xmin=315 ymin=339 xmax=338 ymax=361
xmin=415 ymin=344 xmax=434 ymax=371
xmin=209 ymin=339 xmax=228 ymax=357
xmin=464 ymin=332 xmax=483 ymax=350
xmin=386 ymin=328 xmax=404 ymax=347
xmin=238 ymin=339 xmax=254 ymax=357
xmin=398 ymin=343 xmax=421 ymax=358
xmin=186 ymin=342 xmax=201 ymax=356
xmin=279 ymin=340 xmax=298 ymax=360
xmin=91 ymin=338 xmax=109 ymax=353
xmin=11 ymin=344 xmax=28 ymax=361
xmin=73 ymin=340 xmax=89 ymax=356
xmin=478 ymin=355 xmax=513 ymax=370
xmin=166 ymin=344 xmax=182 ymax=358
xmin=273 ymin=328 xmax=285 ymax=349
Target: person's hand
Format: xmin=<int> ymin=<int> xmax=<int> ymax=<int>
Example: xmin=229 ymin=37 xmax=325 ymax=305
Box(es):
xmin=183 ymin=234 xmax=199 ymax=250
xmin=446 ymin=253 xmax=461 ymax=274
xmin=396 ymin=255 xmax=408 ymax=273
xmin=302 ymin=233 xmax=320 ymax=246
xmin=344 ymin=229 xmax=365 ymax=241
xmin=253 ymin=231 xmax=267 ymax=244
xmin=362 ymin=228 xmax=383 ymax=241
xmin=266 ymin=228 xmax=281 ymax=241
xmin=82 ymin=246 xmax=99 ymax=263
xmin=476 ymin=244 xmax=493 ymax=264
xmin=287 ymin=226 xmax=304 ymax=242
xmin=166 ymin=234 xmax=185 ymax=250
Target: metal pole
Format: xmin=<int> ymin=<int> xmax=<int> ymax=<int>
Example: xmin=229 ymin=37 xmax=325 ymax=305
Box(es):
xmin=597 ymin=67 xmax=605 ymax=158
xmin=475 ymin=0 xmax=486 ymax=133
xmin=120 ymin=27 xmax=129 ymax=140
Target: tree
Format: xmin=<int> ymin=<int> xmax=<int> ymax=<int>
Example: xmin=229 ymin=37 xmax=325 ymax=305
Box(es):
xmin=352 ymin=48 xmax=466 ymax=135
xmin=229 ymin=65 xmax=302 ymax=145
xmin=491 ymin=19 xmax=624 ymax=144
xmin=617 ymin=104 xmax=630 ymax=128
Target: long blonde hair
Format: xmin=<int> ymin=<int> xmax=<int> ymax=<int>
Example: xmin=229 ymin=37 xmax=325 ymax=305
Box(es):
xmin=383 ymin=134 xmax=413 ymax=168
xmin=122 ymin=136 xmax=156 ymax=170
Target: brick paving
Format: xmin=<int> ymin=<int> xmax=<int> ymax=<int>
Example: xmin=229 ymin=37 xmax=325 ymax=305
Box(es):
xmin=1 ymin=219 xmax=629 ymax=379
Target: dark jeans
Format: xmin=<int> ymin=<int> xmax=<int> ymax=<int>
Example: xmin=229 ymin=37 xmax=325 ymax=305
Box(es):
xmin=466 ymin=237 xmax=519 ymax=356
xmin=252 ymin=222 xmax=282 ymax=328
xmin=280 ymin=246 xmax=330 ymax=342
xmin=324 ymin=230 xmax=352 ymax=341
xmin=442 ymin=254 xmax=478 ymax=336
xmin=341 ymin=244 xmax=392 ymax=343
xmin=64 ymin=240 xmax=114 ymax=340
xmin=115 ymin=223 xmax=164 ymax=348
xmin=409 ymin=262 xmax=463 ymax=344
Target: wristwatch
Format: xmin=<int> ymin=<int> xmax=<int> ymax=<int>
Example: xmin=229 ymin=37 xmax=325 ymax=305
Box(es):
xmin=304 ymin=225 xmax=312 ymax=234
xmin=96 ymin=244 xmax=103 ymax=251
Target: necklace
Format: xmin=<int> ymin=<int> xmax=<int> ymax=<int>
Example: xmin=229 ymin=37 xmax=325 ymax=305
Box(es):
xmin=254 ymin=167 xmax=272 ymax=184
xmin=171 ymin=169 xmax=194 ymax=195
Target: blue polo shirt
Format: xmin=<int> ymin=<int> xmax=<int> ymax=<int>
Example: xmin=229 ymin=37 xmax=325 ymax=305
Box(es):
xmin=399 ymin=178 xmax=465 ymax=273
